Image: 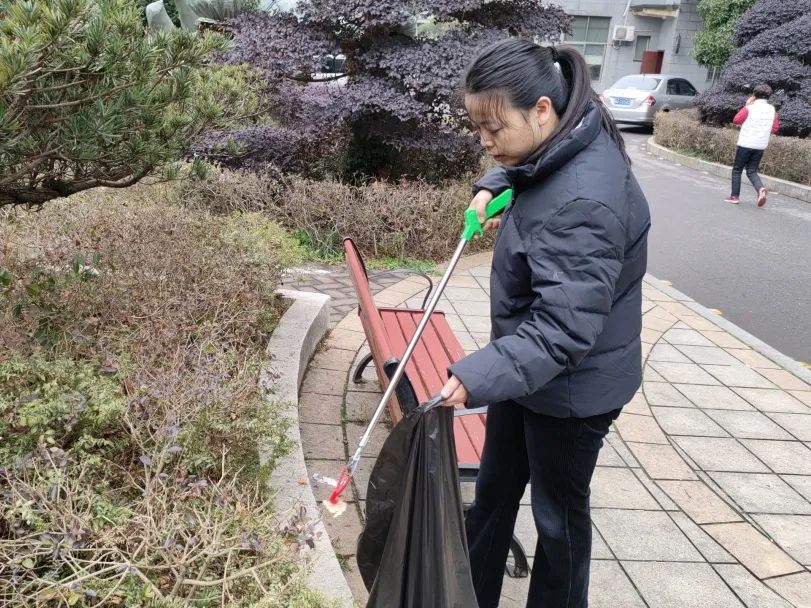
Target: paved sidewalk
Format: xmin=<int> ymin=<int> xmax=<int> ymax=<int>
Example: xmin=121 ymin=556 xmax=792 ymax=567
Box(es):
xmin=295 ymin=252 xmax=811 ymax=608
xmin=281 ymin=262 xmax=404 ymax=328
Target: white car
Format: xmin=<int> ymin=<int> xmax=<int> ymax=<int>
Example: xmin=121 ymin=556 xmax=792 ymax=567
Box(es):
xmin=601 ymin=75 xmax=698 ymax=126
xmin=310 ymin=54 xmax=347 ymax=88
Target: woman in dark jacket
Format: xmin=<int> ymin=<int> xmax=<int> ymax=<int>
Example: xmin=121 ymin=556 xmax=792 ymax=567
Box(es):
xmin=439 ymin=39 xmax=651 ymax=607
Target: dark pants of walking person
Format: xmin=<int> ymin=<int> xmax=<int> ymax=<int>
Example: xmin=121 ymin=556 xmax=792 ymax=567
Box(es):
xmin=731 ymin=145 xmax=765 ymax=197
xmin=465 ymin=401 xmax=620 ymax=608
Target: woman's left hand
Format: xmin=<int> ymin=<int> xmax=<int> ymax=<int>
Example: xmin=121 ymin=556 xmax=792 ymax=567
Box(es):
xmin=440 ymin=375 xmax=468 ymax=406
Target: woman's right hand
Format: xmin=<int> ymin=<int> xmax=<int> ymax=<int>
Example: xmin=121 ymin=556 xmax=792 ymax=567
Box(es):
xmin=469 ymin=189 xmax=500 ymax=236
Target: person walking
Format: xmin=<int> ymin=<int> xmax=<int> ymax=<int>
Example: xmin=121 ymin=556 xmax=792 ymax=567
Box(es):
xmin=438 ymin=39 xmax=651 ymax=608
xmin=725 ymin=84 xmax=780 ymax=207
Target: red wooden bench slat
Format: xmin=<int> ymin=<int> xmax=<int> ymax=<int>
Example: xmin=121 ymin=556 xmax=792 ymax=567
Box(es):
xmin=453 ymin=417 xmax=483 ymax=465
xmin=343 ymin=240 xmax=395 ymax=363
xmin=378 ymin=308 xmax=428 ymax=422
xmin=459 ymin=416 xmax=486 ymax=462
xmin=343 ymin=240 xmax=405 ymax=416
xmin=408 ymin=312 xmax=484 ymax=452
xmin=419 ymin=313 xmax=487 ymax=462
xmin=392 ymin=310 xmax=444 ymax=395
xmin=391 ymin=311 xmax=482 ymax=465
xmin=379 ymin=308 xmax=483 ymax=466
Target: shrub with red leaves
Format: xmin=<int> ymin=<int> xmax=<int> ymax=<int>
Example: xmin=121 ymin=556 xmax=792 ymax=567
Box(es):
xmin=205 ymin=1 xmax=571 ymax=181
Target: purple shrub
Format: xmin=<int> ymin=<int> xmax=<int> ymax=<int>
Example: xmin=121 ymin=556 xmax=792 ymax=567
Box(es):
xmin=732 ymin=0 xmax=811 ymax=45
xmin=721 ymin=56 xmax=811 ymax=93
xmin=728 ymin=14 xmax=811 ymax=63
xmin=778 ymin=96 xmax=811 ymax=137
xmin=202 ymin=1 xmax=571 ymax=181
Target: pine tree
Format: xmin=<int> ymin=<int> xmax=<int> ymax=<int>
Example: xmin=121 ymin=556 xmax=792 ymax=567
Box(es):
xmin=693 ymin=0 xmax=755 ymax=68
xmin=0 ymin=0 xmax=259 ymax=206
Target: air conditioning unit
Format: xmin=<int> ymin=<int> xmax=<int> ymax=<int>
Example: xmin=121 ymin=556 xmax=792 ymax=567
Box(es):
xmin=612 ymin=25 xmax=636 ymax=42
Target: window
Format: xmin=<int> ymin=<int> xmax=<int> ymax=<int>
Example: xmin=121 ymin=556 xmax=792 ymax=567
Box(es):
xmin=322 ymin=54 xmax=346 ymax=74
xmin=706 ymin=66 xmax=721 ymax=83
xmin=666 ymin=79 xmax=697 ymax=96
xmin=564 ymin=16 xmax=611 ymax=81
xmin=667 ymin=78 xmax=696 ymax=96
xmin=677 ymin=80 xmax=697 ymax=96
xmin=634 ymin=35 xmax=651 ymax=62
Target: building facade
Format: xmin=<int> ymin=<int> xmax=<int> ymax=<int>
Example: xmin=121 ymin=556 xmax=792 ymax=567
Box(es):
xmin=559 ymin=0 xmax=710 ymax=92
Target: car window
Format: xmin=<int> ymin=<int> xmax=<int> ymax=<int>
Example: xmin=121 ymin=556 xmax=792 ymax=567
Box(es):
xmin=322 ymin=54 xmax=346 ymax=74
xmin=679 ymin=80 xmax=697 ymax=96
xmin=667 ymin=79 xmax=680 ymax=95
xmin=612 ymin=75 xmax=661 ymax=91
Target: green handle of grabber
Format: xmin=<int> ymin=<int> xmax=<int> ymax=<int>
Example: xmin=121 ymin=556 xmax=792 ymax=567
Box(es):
xmin=460 ymin=189 xmax=514 ymax=241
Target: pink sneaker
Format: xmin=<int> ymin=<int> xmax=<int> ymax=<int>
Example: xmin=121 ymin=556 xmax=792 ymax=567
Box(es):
xmin=757 ymin=188 xmax=768 ymax=207
xmin=724 ymin=195 xmax=740 ymax=204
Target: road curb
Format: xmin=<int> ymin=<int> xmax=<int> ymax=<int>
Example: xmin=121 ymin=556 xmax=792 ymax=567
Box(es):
xmin=644 ymin=274 xmax=811 ymax=385
xmin=262 ymin=289 xmax=355 ymax=607
xmin=646 ymin=137 xmax=811 ymax=204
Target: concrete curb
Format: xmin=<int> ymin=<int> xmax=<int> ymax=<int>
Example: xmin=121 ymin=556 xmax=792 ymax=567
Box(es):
xmin=644 ymin=274 xmax=811 ymax=385
xmin=646 ymin=137 xmax=811 ymax=204
xmin=261 ymin=289 xmax=355 ymax=607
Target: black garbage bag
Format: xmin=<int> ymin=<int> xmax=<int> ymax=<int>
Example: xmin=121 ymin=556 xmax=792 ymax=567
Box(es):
xmin=356 ymin=405 xmax=479 ymax=608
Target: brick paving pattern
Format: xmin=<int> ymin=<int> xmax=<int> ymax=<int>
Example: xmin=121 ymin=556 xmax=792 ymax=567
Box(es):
xmin=281 ymin=262 xmax=406 ymax=328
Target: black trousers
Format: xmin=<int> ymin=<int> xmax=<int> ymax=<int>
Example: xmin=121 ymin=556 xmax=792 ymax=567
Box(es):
xmin=465 ymin=402 xmax=620 ymax=608
xmin=731 ymin=146 xmax=765 ymax=197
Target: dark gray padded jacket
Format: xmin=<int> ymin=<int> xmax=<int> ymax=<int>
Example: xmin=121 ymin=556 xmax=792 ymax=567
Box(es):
xmin=449 ymin=104 xmax=651 ymax=418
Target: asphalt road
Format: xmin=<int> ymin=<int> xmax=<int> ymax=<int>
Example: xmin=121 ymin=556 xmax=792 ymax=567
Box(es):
xmin=619 ymin=126 xmax=811 ymax=364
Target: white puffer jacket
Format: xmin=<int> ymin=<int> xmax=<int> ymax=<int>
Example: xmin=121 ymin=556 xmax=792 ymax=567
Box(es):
xmin=736 ymin=100 xmax=777 ymax=150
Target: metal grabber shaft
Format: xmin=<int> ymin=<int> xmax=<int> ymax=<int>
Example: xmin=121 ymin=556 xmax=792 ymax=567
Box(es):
xmin=326 ymin=188 xmax=514 ymax=507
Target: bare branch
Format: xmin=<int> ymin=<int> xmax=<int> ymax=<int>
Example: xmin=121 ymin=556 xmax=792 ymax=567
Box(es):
xmin=0 ymin=146 xmax=66 ymax=181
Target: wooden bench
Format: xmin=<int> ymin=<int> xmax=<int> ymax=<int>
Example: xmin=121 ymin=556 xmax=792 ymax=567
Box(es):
xmin=343 ymin=238 xmax=529 ymax=578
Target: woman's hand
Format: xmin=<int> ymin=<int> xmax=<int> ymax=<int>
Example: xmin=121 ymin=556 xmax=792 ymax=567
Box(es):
xmin=440 ymin=375 xmax=469 ymax=406
xmin=469 ymin=190 xmax=501 ymax=236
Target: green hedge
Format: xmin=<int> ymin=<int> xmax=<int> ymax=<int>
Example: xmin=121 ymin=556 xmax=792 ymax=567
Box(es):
xmin=654 ymin=109 xmax=811 ymax=186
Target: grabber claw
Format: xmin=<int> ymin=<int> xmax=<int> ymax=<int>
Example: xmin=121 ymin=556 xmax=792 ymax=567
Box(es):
xmin=322 ymin=457 xmax=357 ymax=517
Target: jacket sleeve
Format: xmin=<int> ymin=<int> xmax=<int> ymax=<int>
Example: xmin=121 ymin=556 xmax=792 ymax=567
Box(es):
xmin=449 ymin=198 xmax=626 ymax=407
xmin=473 ymin=166 xmax=512 ymax=196
xmin=732 ymin=107 xmax=748 ymax=126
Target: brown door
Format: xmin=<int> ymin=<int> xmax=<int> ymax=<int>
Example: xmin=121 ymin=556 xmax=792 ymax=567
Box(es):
xmin=640 ymin=50 xmax=664 ymax=74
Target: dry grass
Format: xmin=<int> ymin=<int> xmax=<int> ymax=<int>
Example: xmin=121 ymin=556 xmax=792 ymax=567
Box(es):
xmin=0 ymin=185 xmax=332 ymax=607
xmin=654 ymin=109 xmax=811 ymax=186
xmin=178 ymin=167 xmax=495 ymax=263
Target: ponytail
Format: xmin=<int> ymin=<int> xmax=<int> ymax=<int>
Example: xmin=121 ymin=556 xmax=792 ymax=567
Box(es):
xmin=554 ymin=45 xmax=630 ymax=165
xmin=465 ymin=39 xmax=630 ymax=166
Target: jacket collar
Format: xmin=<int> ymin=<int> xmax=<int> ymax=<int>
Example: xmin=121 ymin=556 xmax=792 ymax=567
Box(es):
xmin=503 ymin=102 xmax=603 ymax=191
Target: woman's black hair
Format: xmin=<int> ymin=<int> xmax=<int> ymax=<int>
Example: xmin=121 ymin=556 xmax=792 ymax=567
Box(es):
xmin=465 ymin=38 xmax=630 ymax=165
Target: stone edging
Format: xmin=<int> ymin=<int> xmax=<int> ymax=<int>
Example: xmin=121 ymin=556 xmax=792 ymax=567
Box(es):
xmin=646 ymin=137 xmax=811 ymax=204
xmin=645 ymin=274 xmax=811 ymax=384
xmin=261 ymin=289 xmax=354 ymax=607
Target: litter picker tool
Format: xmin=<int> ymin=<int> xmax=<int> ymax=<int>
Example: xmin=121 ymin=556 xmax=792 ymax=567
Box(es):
xmin=323 ymin=188 xmax=514 ymax=516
